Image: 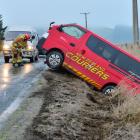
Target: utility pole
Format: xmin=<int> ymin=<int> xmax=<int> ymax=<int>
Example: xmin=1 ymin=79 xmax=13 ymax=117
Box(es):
xmin=132 ymin=0 xmax=139 ymax=43
xmin=80 ymin=12 xmax=90 ymax=29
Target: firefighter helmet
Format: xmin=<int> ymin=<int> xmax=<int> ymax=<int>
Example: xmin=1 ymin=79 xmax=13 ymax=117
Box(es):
xmin=24 ymin=34 xmax=30 ymax=41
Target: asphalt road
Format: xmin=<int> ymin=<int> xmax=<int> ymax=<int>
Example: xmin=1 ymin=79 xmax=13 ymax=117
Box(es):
xmin=0 ymin=58 xmax=46 ymax=116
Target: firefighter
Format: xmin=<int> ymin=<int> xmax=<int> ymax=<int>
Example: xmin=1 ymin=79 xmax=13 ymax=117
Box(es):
xmin=11 ymin=34 xmax=30 ymax=66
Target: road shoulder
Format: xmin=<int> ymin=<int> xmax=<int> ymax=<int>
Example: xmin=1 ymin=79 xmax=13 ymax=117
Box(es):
xmin=0 ymin=74 xmax=46 ymax=140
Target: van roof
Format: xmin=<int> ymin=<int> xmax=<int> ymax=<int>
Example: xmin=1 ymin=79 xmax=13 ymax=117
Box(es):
xmin=66 ymin=23 xmax=140 ymax=63
xmin=7 ymin=26 xmax=36 ymax=32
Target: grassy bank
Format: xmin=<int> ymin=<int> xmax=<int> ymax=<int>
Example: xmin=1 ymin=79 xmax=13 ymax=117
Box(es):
xmin=106 ymin=83 xmax=140 ymax=140
xmin=23 ymin=71 xmax=140 ymax=140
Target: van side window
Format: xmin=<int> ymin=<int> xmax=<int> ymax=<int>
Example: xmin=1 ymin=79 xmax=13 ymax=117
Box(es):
xmin=62 ymin=26 xmax=86 ymax=39
xmin=86 ymin=35 xmax=117 ymax=61
xmin=113 ymin=52 xmax=140 ymax=78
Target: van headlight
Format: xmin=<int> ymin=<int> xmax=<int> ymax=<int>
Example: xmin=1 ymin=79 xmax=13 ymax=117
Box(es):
xmin=3 ymin=45 xmax=10 ymax=50
xmin=27 ymin=46 xmax=34 ymax=50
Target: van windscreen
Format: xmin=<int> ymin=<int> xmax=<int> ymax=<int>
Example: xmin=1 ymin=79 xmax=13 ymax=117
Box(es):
xmin=5 ymin=31 xmax=31 ymax=41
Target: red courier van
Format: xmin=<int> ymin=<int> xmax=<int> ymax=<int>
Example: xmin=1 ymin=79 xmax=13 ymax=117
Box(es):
xmin=42 ymin=23 xmax=140 ymax=94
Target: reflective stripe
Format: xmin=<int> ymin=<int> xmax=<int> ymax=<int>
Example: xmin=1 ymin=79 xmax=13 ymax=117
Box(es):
xmin=63 ymin=62 xmax=102 ymax=89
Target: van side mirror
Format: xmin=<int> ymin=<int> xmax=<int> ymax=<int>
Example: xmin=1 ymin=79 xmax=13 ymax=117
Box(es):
xmin=50 ymin=22 xmax=55 ymax=26
xmin=29 ymin=35 xmax=35 ymax=42
xmin=31 ymin=35 xmax=35 ymax=40
xmin=49 ymin=22 xmax=55 ymax=30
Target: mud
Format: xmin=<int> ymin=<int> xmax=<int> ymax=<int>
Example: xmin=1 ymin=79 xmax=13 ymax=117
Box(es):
xmin=24 ymin=70 xmax=119 ymax=140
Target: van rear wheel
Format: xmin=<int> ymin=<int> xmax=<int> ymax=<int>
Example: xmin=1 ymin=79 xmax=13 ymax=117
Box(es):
xmin=46 ymin=51 xmax=64 ymax=70
xmin=102 ymin=85 xmax=115 ymax=95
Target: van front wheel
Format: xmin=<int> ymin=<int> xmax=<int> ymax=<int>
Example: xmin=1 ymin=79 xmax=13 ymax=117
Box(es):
xmin=46 ymin=51 xmax=64 ymax=70
xmin=102 ymin=85 xmax=115 ymax=95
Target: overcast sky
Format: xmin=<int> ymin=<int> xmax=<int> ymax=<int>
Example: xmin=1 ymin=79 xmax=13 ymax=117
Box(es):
xmin=0 ymin=0 xmax=139 ymax=28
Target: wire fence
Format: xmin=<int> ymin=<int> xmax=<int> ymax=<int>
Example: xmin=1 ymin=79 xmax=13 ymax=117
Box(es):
xmin=117 ymin=43 xmax=140 ymax=58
